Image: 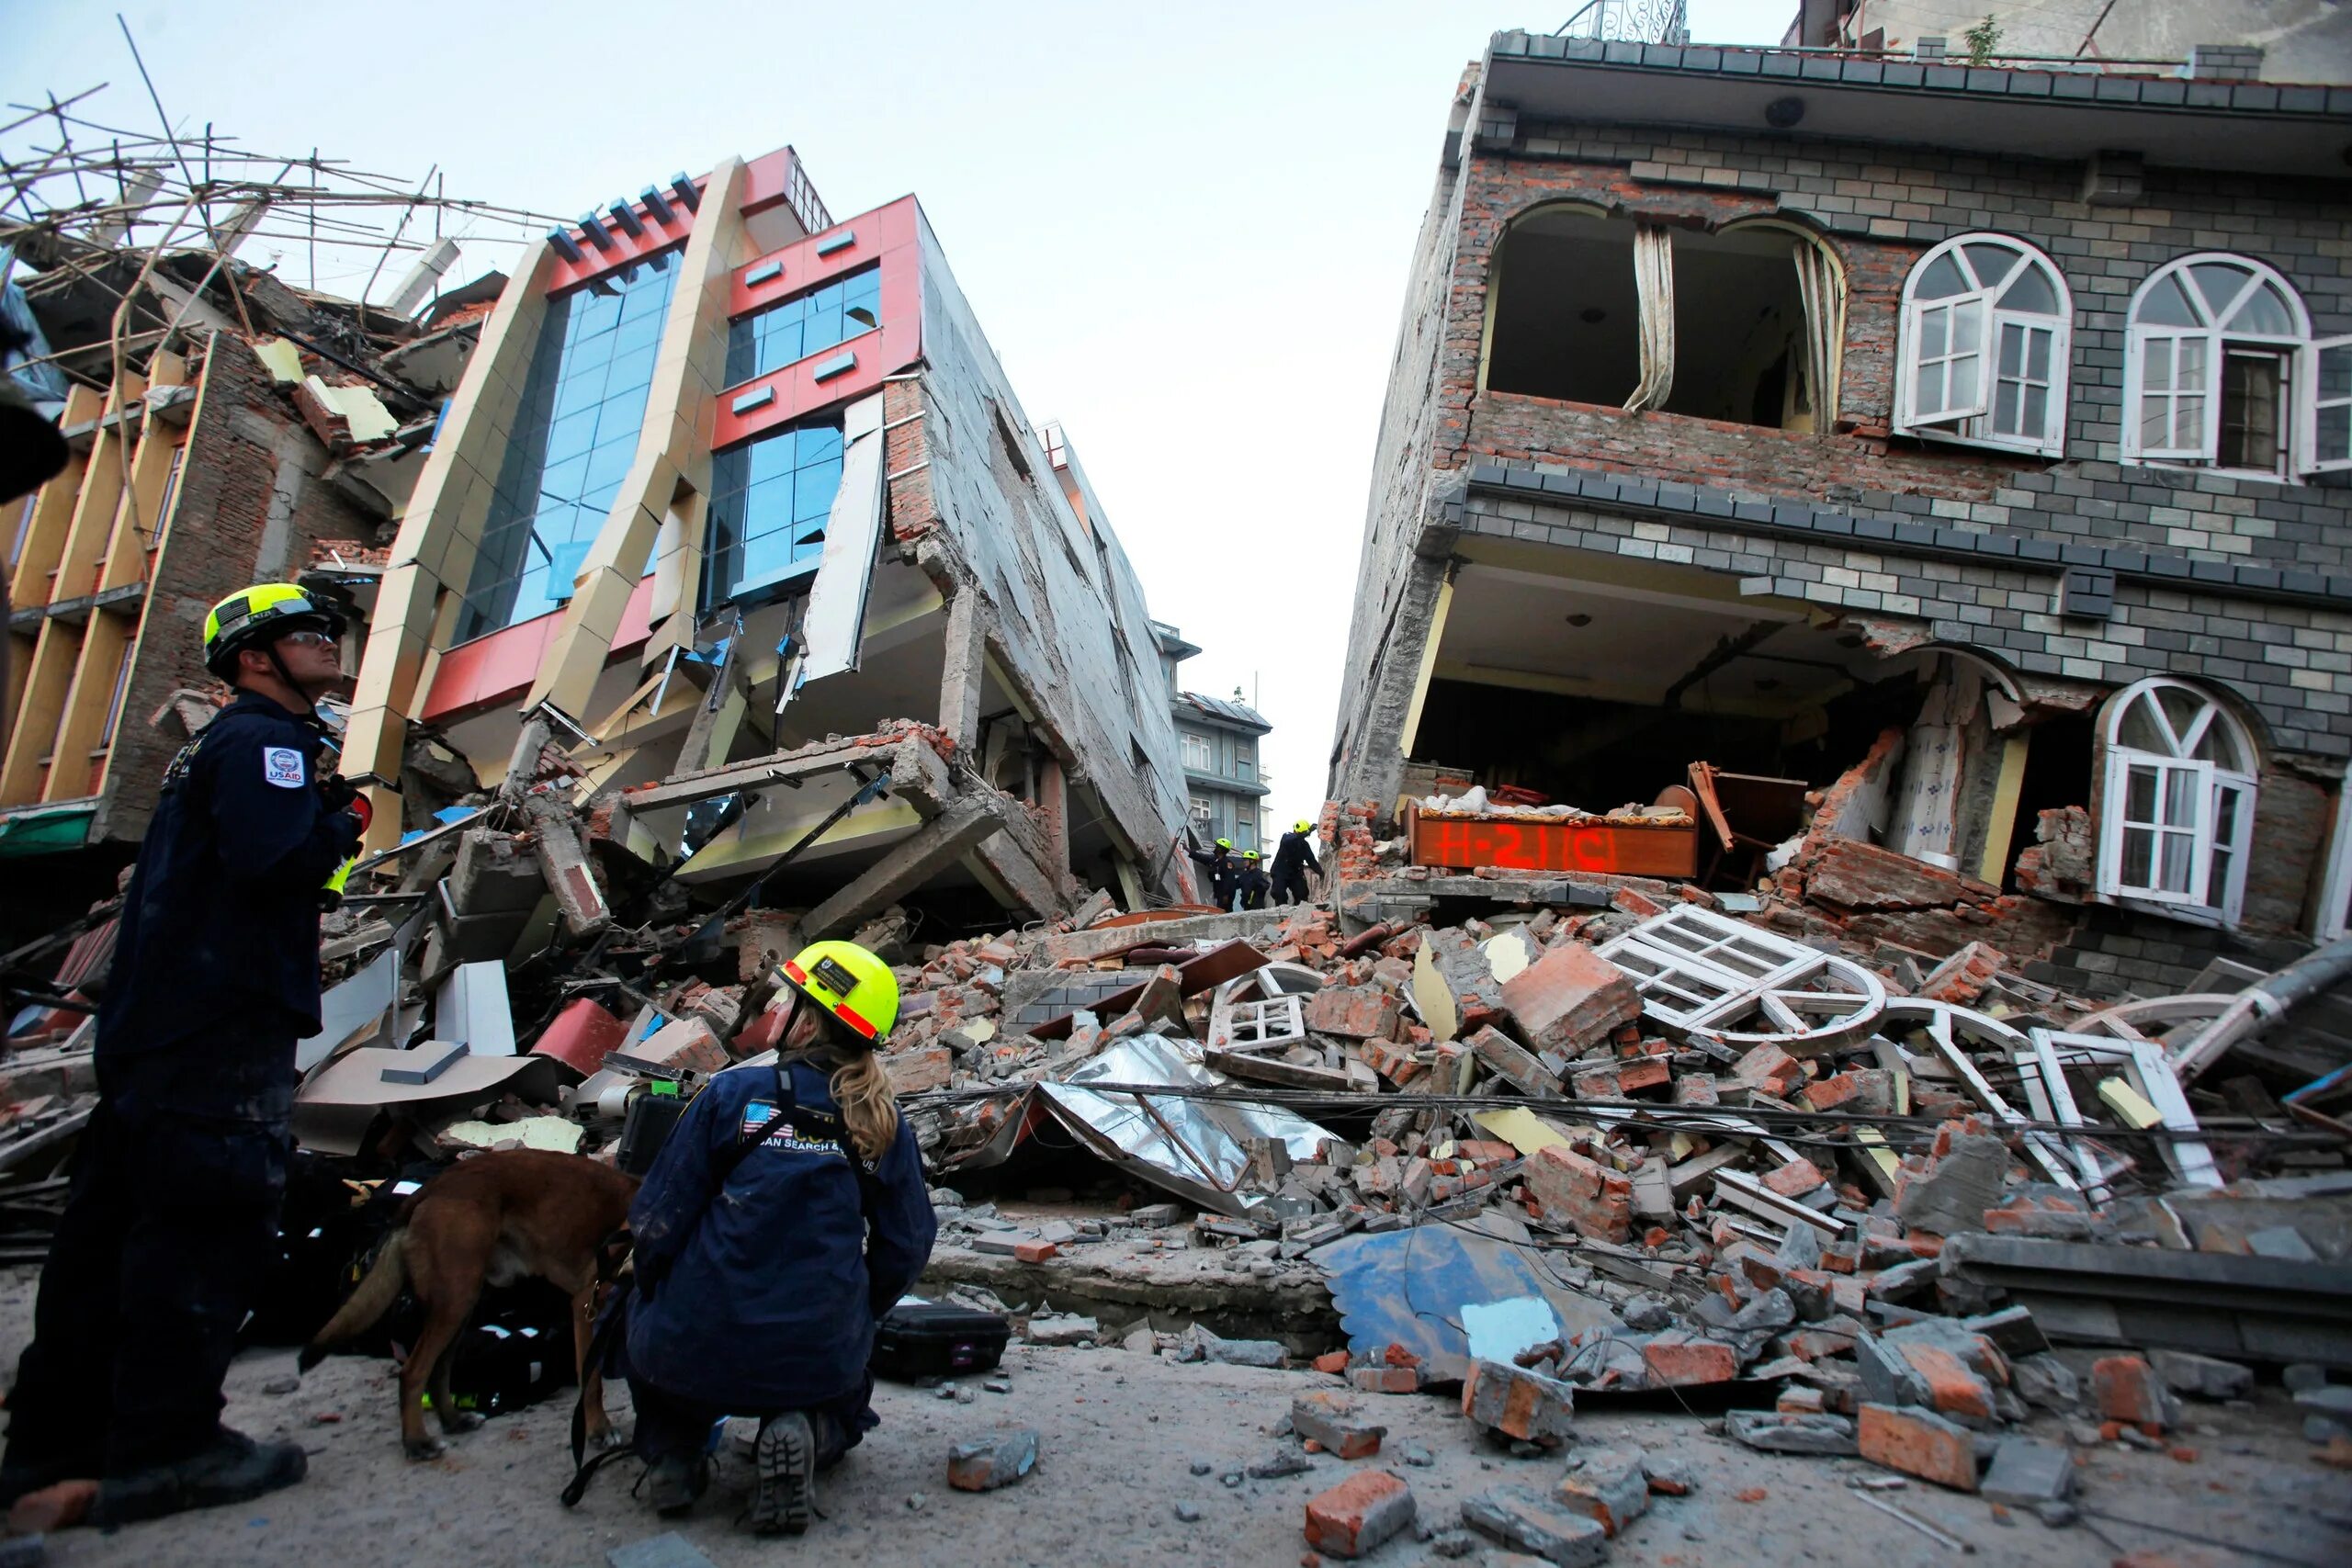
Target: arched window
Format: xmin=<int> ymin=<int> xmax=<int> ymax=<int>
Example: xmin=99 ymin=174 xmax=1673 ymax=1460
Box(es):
xmin=2096 ymin=678 xmax=2257 ymax=924
xmin=1894 ymin=233 xmax=2071 ymax=457
xmin=2121 ymin=254 xmax=2327 ymax=476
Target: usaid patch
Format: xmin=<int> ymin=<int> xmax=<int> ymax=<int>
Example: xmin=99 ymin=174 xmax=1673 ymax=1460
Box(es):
xmin=262 ymin=747 xmax=307 ymax=789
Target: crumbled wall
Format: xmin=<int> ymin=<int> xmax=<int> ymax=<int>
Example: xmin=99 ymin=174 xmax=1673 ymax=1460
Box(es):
xmin=96 ymin=333 xmax=381 ymax=842
xmin=906 ymin=213 xmax=1191 ymax=889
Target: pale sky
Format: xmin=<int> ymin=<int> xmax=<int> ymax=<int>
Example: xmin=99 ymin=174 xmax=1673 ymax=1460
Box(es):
xmin=5 ymin=1 xmax=1792 ymax=832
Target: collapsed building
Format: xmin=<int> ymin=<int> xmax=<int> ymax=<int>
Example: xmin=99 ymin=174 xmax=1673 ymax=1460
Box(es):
xmin=1329 ymin=31 xmax=2352 ymax=1019
xmin=330 ymin=149 xmax=1198 ymax=933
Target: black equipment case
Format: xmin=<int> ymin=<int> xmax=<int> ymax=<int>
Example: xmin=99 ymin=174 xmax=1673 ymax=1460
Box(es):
xmin=870 ymin=1298 xmax=1011 ymax=1380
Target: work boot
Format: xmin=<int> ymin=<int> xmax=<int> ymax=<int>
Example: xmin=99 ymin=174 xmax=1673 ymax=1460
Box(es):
xmin=749 ymin=1412 xmax=816 ymax=1536
xmin=94 ymin=1427 xmax=307 ymax=1526
xmin=643 ymin=1454 xmax=707 ymax=1517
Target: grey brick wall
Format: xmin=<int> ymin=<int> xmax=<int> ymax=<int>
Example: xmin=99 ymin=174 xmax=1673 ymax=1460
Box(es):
xmin=1458 ymin=483 xmax=2352 ymax=760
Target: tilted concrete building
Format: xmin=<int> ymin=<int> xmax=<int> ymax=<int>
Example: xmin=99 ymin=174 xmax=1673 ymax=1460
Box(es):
xmin=338 ymin=149 xmax=1195 ymax=932
xmin=1331 ymin=32 xmax=2352 ymax=993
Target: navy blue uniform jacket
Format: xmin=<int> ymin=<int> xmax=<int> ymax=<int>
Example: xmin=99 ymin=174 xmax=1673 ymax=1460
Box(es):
xmin=1272 ymin=829 xmax=1321 ymax=881
xmin=1185 ymin=844 xmax=1237 ymax=906
xmin=98 ymin=691 xmax=359 ymax=1061
xmin=625 ymin=1058 xmax=937 ymax=1413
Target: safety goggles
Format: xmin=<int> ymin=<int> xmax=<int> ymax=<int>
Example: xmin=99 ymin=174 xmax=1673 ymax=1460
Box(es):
xmin=276 ymin=629 xmax=338 ymax=649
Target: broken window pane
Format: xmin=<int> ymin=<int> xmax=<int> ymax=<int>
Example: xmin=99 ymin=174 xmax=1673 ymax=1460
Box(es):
xmin=706 ymin=419 xmax=844 ymax=606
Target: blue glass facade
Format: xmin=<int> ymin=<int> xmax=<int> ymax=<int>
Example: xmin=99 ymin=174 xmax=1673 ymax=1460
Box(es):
xmin=706 ymin=421 xmax=843 ymax=605
xmin=723 ymin=265 xmax=880 ymax=388
xmin=456 ymin=253 xmax=680 ymax=641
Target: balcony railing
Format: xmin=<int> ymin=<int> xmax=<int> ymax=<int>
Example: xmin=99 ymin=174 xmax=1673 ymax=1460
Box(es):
xmin=1555 ymin=0 xmax=1688 ymax=46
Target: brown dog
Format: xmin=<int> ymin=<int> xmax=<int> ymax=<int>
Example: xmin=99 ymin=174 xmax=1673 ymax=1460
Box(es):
xmin=300 ymin=1149 xmax=639 ymax=1460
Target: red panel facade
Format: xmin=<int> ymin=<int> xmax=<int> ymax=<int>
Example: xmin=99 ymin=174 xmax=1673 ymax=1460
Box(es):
xmin=710 ymin=196 xmax=924 ymax=450
xmin=421 ymin=575 xmax=656 ymax=722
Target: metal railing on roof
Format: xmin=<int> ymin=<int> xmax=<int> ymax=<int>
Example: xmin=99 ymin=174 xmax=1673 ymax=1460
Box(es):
xmin=1555 ymin=0 xmax=1689 ymax=46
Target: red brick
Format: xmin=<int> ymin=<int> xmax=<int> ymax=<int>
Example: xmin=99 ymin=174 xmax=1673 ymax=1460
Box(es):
xmin=1012 ymin=1239 xmax=1059 ymax=1264
xmin=1292 ymin=1391 xmax=1386 ymax=1460
xmin=1899 ymin=1344 xmax=1995 ymax=1423
xmin=1461 ymin=1359 xmax=1577 ymax=1447
xmin=1917 ymin=941 xmax=2005 ymax=1006
xmin=1351 ymin=1366 xmax=1420 ymax=1394
xmin=1303 ymin=985 xmax=1401 ymax=1041
xmin=1762 ymin=1158 xmax=1828 ymax=1198
xmin=1731 ymin=1043 xmax=1804 ymax=1097
xmin=1303 ymin=1470 xmax=1416 ymax=1559
xmin=1640 ymin=1333 xmax=1737 ymax=1387
xmin=1312 ymin=1350 xmax=1351 ymax=1375
xmin=1804 ymin=1073 xmax=1861 ymax=1112
xmin=1617 ymin=1057 xmax=1671 ymax=1095
xmin=1671 ymin=1074 xmax=1720 ymax=1106
xmin=1525 ymin=1145 xmax=1632 ymax=1243
xmin=1498 ymin=942 xmax=1642 ymax=1054
xmin=2092 ymin=1356 xmax=2170 ymax=1432
xmin=1858 ymin=1403 xmax=1979 ymax=1491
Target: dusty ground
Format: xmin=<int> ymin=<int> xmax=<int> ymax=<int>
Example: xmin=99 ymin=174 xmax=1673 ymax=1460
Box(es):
xmin=4 ymin=1263 xmax=2350 ymax=1567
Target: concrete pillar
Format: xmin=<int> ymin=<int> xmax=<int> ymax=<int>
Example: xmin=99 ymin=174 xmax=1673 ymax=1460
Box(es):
xmin=1039 ymin=755 xmax=1069 ymax=875
xmin=800 ymin=796 xmax=1001 ymax=939
xmin=940 ymin=583 xmax=985 ymax=756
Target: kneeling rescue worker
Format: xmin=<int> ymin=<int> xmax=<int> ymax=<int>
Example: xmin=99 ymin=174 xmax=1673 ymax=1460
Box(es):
xmin=3 ymin=585 xmax=363 ymax=1524
xmin=620 ymin=939 xmax=936 ymax=1534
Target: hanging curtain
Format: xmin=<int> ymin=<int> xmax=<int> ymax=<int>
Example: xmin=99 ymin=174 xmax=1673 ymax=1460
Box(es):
xmin=1888 ymin=658 xmax=1982 ymax=869
xmin=1792 ymin=242 xmax=1841 ymax=435
xmin=1623 ymin=223 xmax=1675 ymax=412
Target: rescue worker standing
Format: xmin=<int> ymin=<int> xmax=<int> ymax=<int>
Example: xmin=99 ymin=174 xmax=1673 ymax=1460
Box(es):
xmin=2 ymin=585 xmax=363 ymax=1524
xmin=621 ymin=941 xmax=936 ymax=1535
xmin=1183 ymin=833 xmax=1238 ymax=909
xmin=1235 ymin=850 xmax=1271 ymax=911
xmin=1270 ymin=819 xmax=1322 ymax=907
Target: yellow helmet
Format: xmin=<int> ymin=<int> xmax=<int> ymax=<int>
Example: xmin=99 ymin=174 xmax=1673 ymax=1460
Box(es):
xmin=1293 ymin=820 xmax=1312 ymax=835
xmin=203 ymin=583 xmax=345 ymax=678
xmin=1215 ymin=837 xmax=1232 ymax=851
xmin=778 ymin=939 xmax=899 ymax=1044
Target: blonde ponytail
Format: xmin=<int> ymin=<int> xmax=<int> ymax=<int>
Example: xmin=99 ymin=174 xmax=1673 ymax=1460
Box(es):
xmin=826 ymin=1050 xmax=899 ymax=1162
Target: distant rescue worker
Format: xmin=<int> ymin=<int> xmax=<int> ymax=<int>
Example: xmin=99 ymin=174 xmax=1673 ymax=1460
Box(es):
xmin=3 ymin=584 xmax=363 ymax=1523
xmin=1183 ymin=834 xmax=1238 ymax=908
xmin=1270 ymin=819 xmax=1322 ymax=906
xmin=620 ymin=941 xmax=936 ymax=1535
xmin=1235 ymin=850 xmax=1271 ymax=911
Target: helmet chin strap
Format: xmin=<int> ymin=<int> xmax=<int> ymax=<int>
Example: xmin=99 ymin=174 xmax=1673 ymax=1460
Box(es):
xmin=261 ymin=641 xmax=321 ymax=720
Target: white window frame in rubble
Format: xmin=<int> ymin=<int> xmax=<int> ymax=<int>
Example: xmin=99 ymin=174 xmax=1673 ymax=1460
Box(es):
xmin=1894 ymin=233 xmax=2072 ymax=457
xmin=2095 ymin=677 xmax=2258 ymax=927
xmin=2120 ymin=254 xmax=2318 ymax=478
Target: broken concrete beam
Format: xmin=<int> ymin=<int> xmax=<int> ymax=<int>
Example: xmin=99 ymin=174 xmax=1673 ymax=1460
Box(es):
xmin=1526 ymin=1145 xmax=1633 ymax=1243
xmin=1461 ymin=1359 xmax=1577 ymax=1448
xmin=1497 ymin=941 xmax=1639 ymax=1055
xmin=945 ymin=1428 xmax=1040 ymax=1491
xmin=1035 ymin=908 xmax=1291 ymax=967
xmin=1292 ymin=1391 xmax=1385 ymax=1459
xmin=1466 ymin=1024 xmax=1559 ymax=1099
xmin=801 ymin=796 xmax=1003 ymax=941
xmin=1553 ymin=1447 xmax=1649 ymax=1537
xmin=1303 ymin=1470 xmax=1415 ymax=1559
xmin=1857 ymin=1403 xmax=1979 ymax=1491
xmin=1459 ymin=1486 xmax=1610 ymax=1566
